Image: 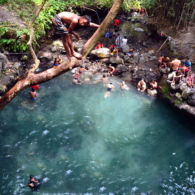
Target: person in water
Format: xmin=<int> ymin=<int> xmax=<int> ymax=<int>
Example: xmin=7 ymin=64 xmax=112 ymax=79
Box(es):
xmin=121 ymin=81 xmax=129 ymax=91
xmin=137 ymin=79 xmax=146 ymax=92
xmin=104 ymin=82 xmax=115 ymax=98
xmin=28 ymin=175 xmax=40 ymax=191
xmin=52 ymin=12 xmax=99 ymax=59
xmin=53 ymin=55 xmax=62 ymax=67
xmin=31 ymin=84 xmax=39 ymax=91
xmin=29 ymin=88 xmax=37 ymax=100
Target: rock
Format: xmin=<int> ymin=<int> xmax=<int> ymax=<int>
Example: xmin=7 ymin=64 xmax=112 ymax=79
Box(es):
xmin=188 ymin=93 xmax=195 ymax=106
xmin=52 ymin=40 xmax=64 ymax=50
xmin=169 ymin=25 xmax=195 ymax=62
xmin=148 ymin=50 xmax=155 ymax=55
xmin=0 ymin=53 xmax=9 ymax=71
xmin=21 ymin=55 xmax=28 ymax=61
xmin=110 ymin=56 xmax=124 ymax=64
xmin=38 ymin=51 xmax=53 ymax=62
xmin=122 ymin=45 xmax=130 ymax=53
xmin=74 ymin=40 xmax=85 ymax=52
xmin=13 ymin=62 xmax=21 ymax=69
xmin=175 ymin=92 xmax=182 ymax=100
xmin=90 ymin=48 xmax=110 ymax=58
xmin=134 ymin=27 xmax=144 ymax=32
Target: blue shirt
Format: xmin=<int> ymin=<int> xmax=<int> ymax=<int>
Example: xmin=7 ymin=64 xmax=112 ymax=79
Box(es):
xmin=184 ymin=60 xmax=192 ymax=70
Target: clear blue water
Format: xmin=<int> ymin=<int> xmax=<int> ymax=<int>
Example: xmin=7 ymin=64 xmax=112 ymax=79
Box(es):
xmin=0 ymin=73 xmax=194 ymax=195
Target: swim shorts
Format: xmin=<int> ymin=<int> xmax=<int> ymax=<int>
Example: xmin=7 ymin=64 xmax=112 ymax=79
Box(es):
xmin=53 ymin=15 xmax=68 ymax=34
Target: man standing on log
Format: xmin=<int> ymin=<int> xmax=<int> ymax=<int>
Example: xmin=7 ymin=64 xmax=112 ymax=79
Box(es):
xmin=52 ymin=12 xmax=99 ymax=59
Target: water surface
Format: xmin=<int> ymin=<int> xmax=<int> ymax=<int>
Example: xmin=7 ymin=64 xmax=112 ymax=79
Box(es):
xmin=0 ymin=73 xmax=194 ymax=194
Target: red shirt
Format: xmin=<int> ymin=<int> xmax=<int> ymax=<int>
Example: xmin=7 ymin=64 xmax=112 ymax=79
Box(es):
xmin=32 ymin=84 xmax=39 ymax=91
xmin=96 ymin=43 xmax=103 ymax=49
xmin=114 ymin=19 xmax=119 ymax=26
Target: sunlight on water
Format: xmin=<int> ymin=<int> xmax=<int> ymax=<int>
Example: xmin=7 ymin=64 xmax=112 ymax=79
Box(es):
xmin=0 ymin=73 xmax=194 ymax=194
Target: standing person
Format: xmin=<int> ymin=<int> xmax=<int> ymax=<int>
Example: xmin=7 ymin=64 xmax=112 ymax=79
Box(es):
xmin=114 ymin=18 xmax=119 ymax=28
xmin=52 ymin=12 xmax=99 ymax=59
xmin=184 ymin=56 xmax=192 ymax=71
xmin=122 ymin=36 xmax=128 ymax=46
xmin=115 ymin=34 xmax=122 ymax=56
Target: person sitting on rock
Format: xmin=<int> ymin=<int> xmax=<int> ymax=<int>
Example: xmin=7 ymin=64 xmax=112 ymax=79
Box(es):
xmin=108 ymin=65 xmax=116 ymax=76
xmin=28 ymin=175 xmax=40 ymax=191
xmin=170 ymin=58 xmax=181 ymax=71
xmin=109 ymin=44 xmax=116 ymax=56
xmin=173 ymin=70 xmax=183 ymax=85
xmin=95 ymin=42 xmax=103 ymax=49
xmin=128 ymin=48 xmax=134 ymax=58
xmin=29 ymin=88 xmax=37 ymax=100
xmin=186 ymin=71 xmax=194 ymax=88
xmin=53 ymin=55 xmax=62 ymax=67
xmin=137 ymin=79 xmax=146 ymax=92
xmin=52 ymin=12 xmax=99 ymax=60
xmin=179 ymin=63 xmax=189 ymax=76
xmin=147 ymin=80 xmax=158 ymax=96
xmin=184 ymin=56 xmax=192 ymax=71
xmin=121 ymin=81 xmax=129 ymax=90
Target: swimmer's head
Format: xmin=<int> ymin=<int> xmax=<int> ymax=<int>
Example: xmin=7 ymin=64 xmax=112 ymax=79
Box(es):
xmin=30 ymin=175 xmax=34 ymax=179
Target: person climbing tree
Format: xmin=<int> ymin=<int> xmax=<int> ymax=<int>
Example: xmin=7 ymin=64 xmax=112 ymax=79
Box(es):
xmin=52 ymin=12 xmax=100 ymax=59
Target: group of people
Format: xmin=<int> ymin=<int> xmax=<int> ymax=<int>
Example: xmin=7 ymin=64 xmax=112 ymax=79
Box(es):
xmin=159 ymin=55 xmax=194 ymax=88
xmin=137 ymin=79 xmax=158 ymax=96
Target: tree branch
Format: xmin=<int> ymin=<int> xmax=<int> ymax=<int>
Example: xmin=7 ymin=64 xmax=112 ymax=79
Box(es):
xmin=27 ymin=0 xmax=47 ymax=72
xmin=0 ymin=0 xmax=124 ymax=110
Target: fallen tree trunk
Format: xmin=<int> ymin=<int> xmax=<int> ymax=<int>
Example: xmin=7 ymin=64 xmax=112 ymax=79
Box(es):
xmin=0 ymin=0 xmax=124 ymax=110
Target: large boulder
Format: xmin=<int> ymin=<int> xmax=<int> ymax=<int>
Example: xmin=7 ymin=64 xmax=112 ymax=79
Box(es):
xmin=90 ymin=48 xmax=110 ymax=58
xmin=169 ymin=25 xmax=195 ymax=62
xmin=187 ymin=92 xmax=195 ymax=106
xmin=74 ymin=40 xmax=85 ymax=52
xmin=122 ymin=45 xmax=130 ymax=53
xmin=109 ymin=56 xmax=124 ymax=65
xmin=0 ymin=53 xmax=9 ymax=71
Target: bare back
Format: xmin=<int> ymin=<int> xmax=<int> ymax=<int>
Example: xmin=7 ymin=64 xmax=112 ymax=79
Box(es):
xmin=58 ymin=12 xmax=80 ymax=25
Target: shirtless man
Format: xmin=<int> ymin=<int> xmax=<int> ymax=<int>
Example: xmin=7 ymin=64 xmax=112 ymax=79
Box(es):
xmin=52 ymin=12 xmax=99 ymax=59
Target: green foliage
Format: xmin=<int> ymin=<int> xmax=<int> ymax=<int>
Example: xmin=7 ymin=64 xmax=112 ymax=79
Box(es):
xmin=1 ymin=0 xmax=135 ymax=53
xmin=161 ymin=85 xmax=170 ymax=95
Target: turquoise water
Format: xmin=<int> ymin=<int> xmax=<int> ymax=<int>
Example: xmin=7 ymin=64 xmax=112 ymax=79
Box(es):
xmin=0 ymin=73 xmax=194 ymax=195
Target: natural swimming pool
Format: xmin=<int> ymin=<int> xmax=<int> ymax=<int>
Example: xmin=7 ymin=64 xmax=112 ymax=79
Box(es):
xmin=0 ymin=73 xmax=194 ymax=194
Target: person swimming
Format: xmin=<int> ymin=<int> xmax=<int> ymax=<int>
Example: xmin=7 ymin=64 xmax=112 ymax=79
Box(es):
xmin=104 ymin=82 xmax=115 ymax=98
xmin=121 ymin=81 xmax=129 ymax=90
xmin=28 ymin=175 xmax=41 ymax=191
xmin=29 ymin=88 xmax=37 ymax=100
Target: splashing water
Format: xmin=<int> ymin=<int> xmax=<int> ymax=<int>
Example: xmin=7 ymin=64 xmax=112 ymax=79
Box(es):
xmin=0 ymin=73 xmax=194 ymax=194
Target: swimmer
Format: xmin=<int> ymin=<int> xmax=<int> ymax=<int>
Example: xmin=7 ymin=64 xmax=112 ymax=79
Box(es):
xmin=104 ymin=82 xmax=115 ymax=98
xmin=29 ymin=88 xmax=37 ymax=100
xmin=137 ymin=79 xmax=146 ymax=92
xmin=73 ymin=77 xmax=81 ymax=85
xmin=120 ymin=81 xmax=129 ymax=90
xmin=102 ymin=74 xmax=107 ymax=83
xmin=28 ymin=175 xmax=40 ymax=191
